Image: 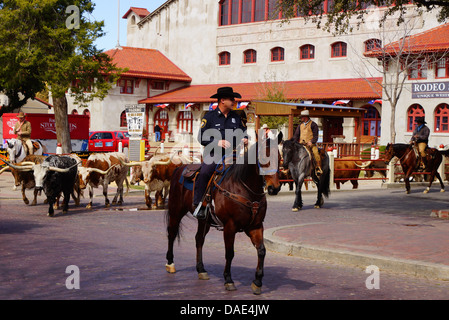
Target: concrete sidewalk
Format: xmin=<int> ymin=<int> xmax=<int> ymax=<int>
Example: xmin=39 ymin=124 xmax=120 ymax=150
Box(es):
xmin=263 ymin=180 xmax=449 ymax=281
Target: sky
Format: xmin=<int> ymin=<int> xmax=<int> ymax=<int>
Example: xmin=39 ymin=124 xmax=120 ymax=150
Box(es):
xmin=90 ymin=0 xmax=166 ymax=51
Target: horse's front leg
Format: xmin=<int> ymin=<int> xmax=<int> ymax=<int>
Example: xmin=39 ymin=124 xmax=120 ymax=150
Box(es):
xmin=246 ymin=227 xmax=265 ymax=295
xmin=404 ymin=166 xmax=413 ymax=194
xmin=313 ymin=176 xmax=324 ymax=208
xmin=223 ymin=224 xmax=237 ymax=291
xmin=292 ymin=174 xmax=305 ymax=211
xmin=195 ymin=220 xmax=210 ymax=280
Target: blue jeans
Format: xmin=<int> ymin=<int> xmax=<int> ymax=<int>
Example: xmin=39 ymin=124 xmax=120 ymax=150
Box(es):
xmin=155 ymin=132 xmax=161 ymax=142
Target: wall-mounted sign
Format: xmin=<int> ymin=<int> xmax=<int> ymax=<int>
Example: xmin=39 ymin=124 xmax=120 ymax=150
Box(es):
xmin=412 ymin=81 xmax=449 ymax=99
xmin=125 ymin=104 xmax=145 ymax=139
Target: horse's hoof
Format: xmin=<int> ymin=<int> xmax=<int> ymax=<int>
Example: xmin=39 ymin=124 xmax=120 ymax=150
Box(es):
xmin=198 ymin=272 xmax=210 ymax=280
xmin=406 ymin=190 xmax=410 ymax=194
xmin=225 ymin=283 xmax=237 ymax=291
xmin=423 ymin=189 xmax=429 ymax=194
xmin=62 ymin=210 xmax=68 ymax=214
xmin=23 ymin=199 xmax=29 ymax=205
xmin=165 ymin=263 xmax=176 ymax=273
xmin=47 ymin=212 xmax=54 ymax=217
xmin=251 ymin=282 xmax=262 ymax=295
xmin=86 ymin=204 xmax=92 ymax=209
xmin=314 ymin=205 xmax=321 ymax=208
xmin=441 ymin=189 xmax=445 ymax=193
xmin=292 ymin=207 xmax=300 ymax=212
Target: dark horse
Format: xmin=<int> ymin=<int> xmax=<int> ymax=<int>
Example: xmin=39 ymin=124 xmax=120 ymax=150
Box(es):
xmin=165 ymin=139 xmax=281 ymax=295
xmin=384 ymin=143 xmax=447 ymax=194
xmin=282 ymin=139 xmax=331 ymax=211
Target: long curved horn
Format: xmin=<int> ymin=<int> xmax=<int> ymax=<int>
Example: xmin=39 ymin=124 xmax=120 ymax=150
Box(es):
xmin=88 ymin=164 xmax=118 ymax=175
xmin=20 ymin=161 xmax=36 ymax=166
xmin=48 ymin=161 xmax=81 ymax=173
xmin=153 ymin=158 xmax=171 ymax=165
xmin=118 ymin=157 xmax=143 ymax=167
xmin=354 ymin=161 xmax=372 ymax=168
xmin=0 ymin=158 xmax=33 ymax=171
xmin=0 ymin=166 xmax=10 ymax=174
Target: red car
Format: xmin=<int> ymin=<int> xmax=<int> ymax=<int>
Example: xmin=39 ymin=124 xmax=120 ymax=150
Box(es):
xmin=88 ymin=131 xmax=149 ymax=153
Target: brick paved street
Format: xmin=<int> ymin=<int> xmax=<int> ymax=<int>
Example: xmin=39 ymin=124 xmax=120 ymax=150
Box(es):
xmin=1 ymin=172 xmax=449 ymax=306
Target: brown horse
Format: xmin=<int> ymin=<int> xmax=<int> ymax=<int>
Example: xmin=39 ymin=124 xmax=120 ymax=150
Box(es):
xmin=165 ymin=139 xmax=281 ymax=295
xmin=384 ymin=143 xmax=445 ymax=194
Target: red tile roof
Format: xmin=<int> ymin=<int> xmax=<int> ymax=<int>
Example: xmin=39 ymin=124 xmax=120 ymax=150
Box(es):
xmin=365 ymin=23 xmax=449 ymax=57
xmin=138 ymin=78 xmax=382 ymax=104
xmin=122 ymin=7 xmax=150 ymax=19
xmin=104 ymin=46 xmax=192 ymax=82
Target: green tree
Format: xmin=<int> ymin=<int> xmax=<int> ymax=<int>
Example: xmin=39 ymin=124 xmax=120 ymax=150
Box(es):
xmin=276 ymin=0 xmax=449 ymax=34
xmin=0 ymin=0 xmax=122 ymax=152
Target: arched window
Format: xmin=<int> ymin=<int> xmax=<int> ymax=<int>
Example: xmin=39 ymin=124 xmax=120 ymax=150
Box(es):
xmin=71 ymin=109 xmax=78 ymax=115
xmin=120 ymin=110 xmax=127 ymax=127
xmin=243 ymin=49 xmax=257 ymax=64
xmin=177 ymin=111 xmax=193 ymax=134
xmin=407 ymin=104 xmax=425 ymax=132
xmin=331 ymin=42 xmax=347 ymax=58
xmin=364 ymin=39 xmax=381 ymax=52
xmin=435 ymin=103 xmax=449 ymax=133
xmin=362 ymin=105 xmax=381 ymax=137
xmin=300 ymin=44 xmax=315 ymax=60
xmin=218 ymin=51 xmax=231 ymax=65
xmin=271 ymin=47 xmax=284 ymax=62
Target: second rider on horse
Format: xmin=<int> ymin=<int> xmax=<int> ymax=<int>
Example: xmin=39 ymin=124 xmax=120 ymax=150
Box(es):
xmin=410 ymin=116 xmax=430 ymax=170
xmin=14 ymin=111 xmax=33 ymax=155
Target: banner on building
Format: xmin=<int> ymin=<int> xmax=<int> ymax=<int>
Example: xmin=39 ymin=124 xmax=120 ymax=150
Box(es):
xmin=125 ymin=104 xmax=145 ymax=138
xmin=2 ymin=113 xmax=89 ymax=140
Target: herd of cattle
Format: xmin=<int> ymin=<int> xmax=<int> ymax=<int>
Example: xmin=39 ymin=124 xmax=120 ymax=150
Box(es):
xmin=1 ymin=143 xmax=397 ymax=217
xmin=0 ymin=150 xmax=198 ymax=217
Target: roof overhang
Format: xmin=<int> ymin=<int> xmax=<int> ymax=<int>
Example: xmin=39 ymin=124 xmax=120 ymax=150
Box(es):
xmin=252 ymin=101 xmax=366 ymax=118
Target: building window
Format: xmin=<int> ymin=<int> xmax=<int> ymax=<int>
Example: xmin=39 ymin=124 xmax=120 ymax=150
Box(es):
xmin=244 ymin=49 xmax=257 ymax=64
xmin=271 ymin=47 xmax=284 ymax=62
xmin=119 ymin=79 xmax=134 ymax=94
xmin=154 ymin=109 xmax=169 ymax=138
xmin=151 ymin=81 xmax=165 ymax=90
xmin=71 ymin=109 xmax=78 ymax=115
xmin=331 ymin=42 xmax=347 ymax=58
xmin=362 ymin=106 xmax=381 ymax=136
xmin=120 ymin=110 xmax=127 ymax=127
xmin=436 ymin=58 xmax=449 ymax=78
xmin=407 ymin=104 xmax=425 ymax=132
xmin=408 ymin=59 xmax=428 ymax=80
xmin=300 ymin=44 xmax=315 ymax=60
xmin=177 ymin=111 xmax=193 ymax=134
xmin=219 ymin=51 xmax=231 ymax=65
xmin=435 ymin=103 xmax=449 ymax=132
xmin=365 ymin=39 xmax=381 ymax=52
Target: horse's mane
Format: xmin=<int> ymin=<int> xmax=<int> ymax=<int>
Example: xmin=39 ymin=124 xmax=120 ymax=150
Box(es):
xmin=226 ymin=143 xmax=259 ymax=182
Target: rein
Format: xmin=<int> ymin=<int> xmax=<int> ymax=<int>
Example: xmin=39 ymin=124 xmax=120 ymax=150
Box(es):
xmin=213 ymin=178 xmax=264 ymax=222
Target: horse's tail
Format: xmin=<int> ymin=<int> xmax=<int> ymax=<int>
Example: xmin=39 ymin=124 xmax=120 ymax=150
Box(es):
xmin=438 ymin=149 xmax=449 ymax=157
xmin=319 ymin=155 xmax=331 ymax=198
xmin=165 ymin=165 xmax=187 ymax=243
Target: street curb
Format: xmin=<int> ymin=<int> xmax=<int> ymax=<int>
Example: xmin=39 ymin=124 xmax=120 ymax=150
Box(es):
xmin=264 ymin=224 xmax=449 ymax=281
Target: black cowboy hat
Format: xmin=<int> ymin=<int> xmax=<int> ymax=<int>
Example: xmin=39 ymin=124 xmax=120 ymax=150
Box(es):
xmin=415 ymin=117 xmax=427 ymax=124
xmin=210 ymin=87 xmax=242 ymax=99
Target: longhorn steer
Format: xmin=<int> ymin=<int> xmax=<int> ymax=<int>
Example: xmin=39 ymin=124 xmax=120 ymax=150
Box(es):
xmin=0 ymin=155 xmax=46 ymax=205
xmin=122 ymin=154 xmax=191 ymax=208
xmin=1 ymin=155 xmax=79 ymax=216
xmin=333 ymin=157 xmax=367 ymax=189
xmin=78 ymin=152 xmax=129 ymax=209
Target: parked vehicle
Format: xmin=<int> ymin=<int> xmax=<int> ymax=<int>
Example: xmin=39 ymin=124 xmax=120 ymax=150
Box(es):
xmin=88 ymin=131 xmax=149 ymax=153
